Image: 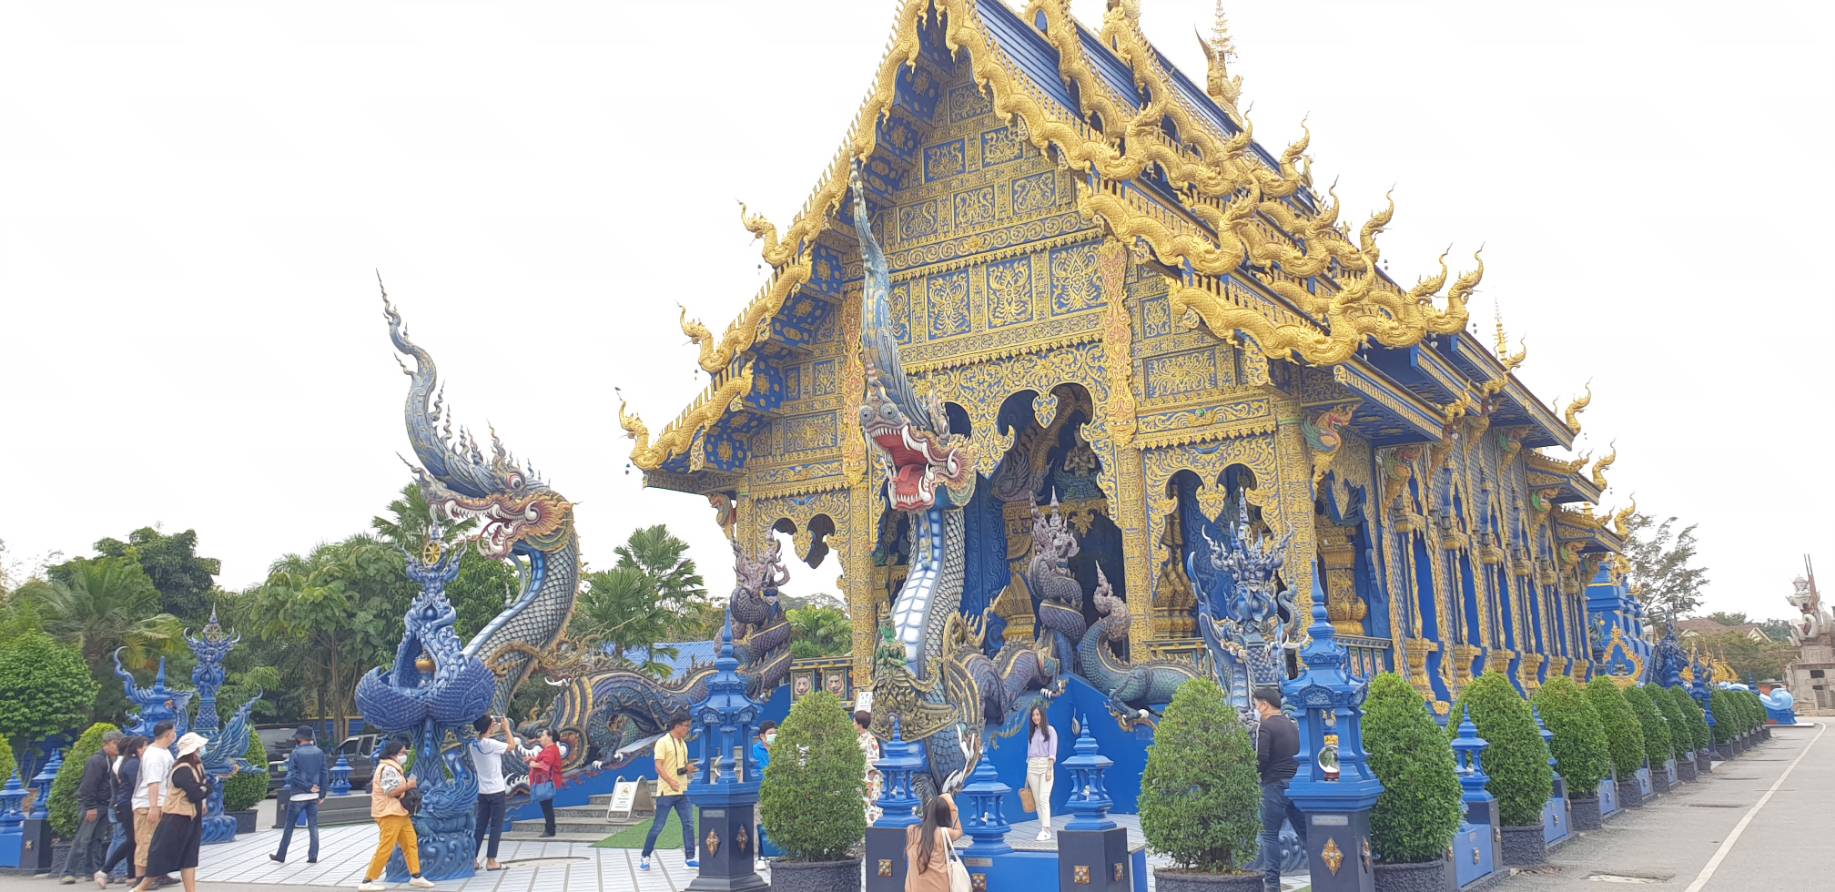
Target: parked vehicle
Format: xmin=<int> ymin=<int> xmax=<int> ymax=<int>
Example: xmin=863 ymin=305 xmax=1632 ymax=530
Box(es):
xmin=263 ymin=729 xmax=381 ymax=796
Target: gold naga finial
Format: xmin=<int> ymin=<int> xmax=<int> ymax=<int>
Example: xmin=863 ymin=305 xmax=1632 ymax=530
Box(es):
xmin=1195 ymin=0 xmax=1243 ymax=113
xmin=1490 ymin=302 xmax=1527 ymax=375
xmin=738 ymin=200 xmax=783 ymax=263
xmin=1611 ymin=494 xmax=1637 ymax=539
xmin=1562 ymin=381 xmax=1592 ymax=435
xmin=1590 ymin=440 xmax=1618 ymax=490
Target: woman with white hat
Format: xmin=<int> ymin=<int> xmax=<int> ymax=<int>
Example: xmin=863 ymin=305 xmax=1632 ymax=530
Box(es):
xmin=131 ymin=732 xmax=228 ymax=892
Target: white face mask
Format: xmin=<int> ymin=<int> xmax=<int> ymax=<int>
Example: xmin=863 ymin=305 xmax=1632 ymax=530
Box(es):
xmin=764 ymin=732 xmax=777 ymax=745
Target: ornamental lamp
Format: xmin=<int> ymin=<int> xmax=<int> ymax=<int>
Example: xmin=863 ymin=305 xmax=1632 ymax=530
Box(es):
xmin=693 ymin=617 xmax=760 ymax=787
xmin=1283 ymin=598 xmax=1383 ymax=892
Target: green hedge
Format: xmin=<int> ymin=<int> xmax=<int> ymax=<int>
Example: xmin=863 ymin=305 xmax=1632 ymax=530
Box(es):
xmin=1709 ymin=690 xmax=1736 ymax=743
xmin=1741 ymin=691 xmax=1764 ymax=731
xmin=1621 ymin=687 xmax=1673 ymax=767
xmin=223 ymin=726 xmax=270 ymax=813
xmin=49 ymin=722 xmax=119 ymax=838
xmin=1364 ymin=674 xmax=1464 ymax=864
xmin=1653 ymin=689 xmax=1693 ymax=757
xmin=1669 ymin=688 xmax=1710 ymax=752
xmin=1449 ymin=673 xmax=1553 ymax=827
xmin=1140 ymin=678 xmax=1261 ymax=873
xmin=0 ymin=735 xmax=16 ymax=789
xmin=1585 ymin=678 xmax=1645 ymax=779
xmin=1531 ymin=677 xmax=1612 ymax=793
xmin=757 ymin=691 xmax=865 ymax=862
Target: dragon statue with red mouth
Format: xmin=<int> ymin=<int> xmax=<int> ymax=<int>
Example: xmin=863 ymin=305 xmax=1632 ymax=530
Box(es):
xmin=852 ymin=162 xmax=1008 ymax=800
xmin=384 ymin=294 xmax=579 ymax=715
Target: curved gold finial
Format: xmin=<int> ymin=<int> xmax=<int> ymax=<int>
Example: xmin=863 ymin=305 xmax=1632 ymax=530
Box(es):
xmin=622 ymin=365 xmax=758 ymax=471
xmin=1359 ymin=188 xmax=1395 ymax=259
xmin=1590 ymin=440 xmax=1618 ymax=490
xmin=738 ymin=201 xmax=782 ymax=262
xmin=1611 ymin=494 xmax=1637 ymax=539
xmin=679 ymin=305 xmax=713 ymax=352
xmin=1563 ymin=381 xmax=1592 ymax=435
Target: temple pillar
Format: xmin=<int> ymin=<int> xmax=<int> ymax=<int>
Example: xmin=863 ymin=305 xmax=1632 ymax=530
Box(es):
xmin=844 ymin=478 xmax=883 ymax=687
xmin=1270 ymin=401 xmax=1319 ymax=632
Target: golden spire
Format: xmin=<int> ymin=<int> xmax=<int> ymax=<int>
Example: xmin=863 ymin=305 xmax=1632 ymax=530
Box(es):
xmin=1195 ymin=0 xmax=1243 ymax=113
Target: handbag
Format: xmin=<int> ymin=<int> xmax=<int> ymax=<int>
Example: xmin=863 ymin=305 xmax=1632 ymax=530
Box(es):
xmin=1018 ymin=786 xmax=1036 ymax=813
xmin=946 ymin=842 xmax=971 ymax=892
xmin=530 ymin=781 xmax=556 ymax=803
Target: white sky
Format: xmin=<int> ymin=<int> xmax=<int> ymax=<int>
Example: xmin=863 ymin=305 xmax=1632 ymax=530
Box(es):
xmin=3 ymin=0 xmax=1830 ymax=623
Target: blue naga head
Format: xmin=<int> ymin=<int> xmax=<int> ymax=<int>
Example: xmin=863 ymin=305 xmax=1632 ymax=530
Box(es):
xmin=849 ymin=161 xmax=976 ymax=512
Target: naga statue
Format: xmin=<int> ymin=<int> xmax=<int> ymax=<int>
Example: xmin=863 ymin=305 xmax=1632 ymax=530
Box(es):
xmin=112 ymin=653 xmax=194 ymax=739
xmin=355 ymin=531 xmax=493 ymax=881
xmin=534 ymin=539 xmax=794 ymax=773
xmin=1027 ymin=494 xmax=1087 ymax=675
xmin=852 ymin=161 xmax=1058 ymax=797
xmin=1646 ymin=624 xmax=1688 ymax=689
xmin=384 ymin=293 xmax=580 ymax=716
xmin=1079 ymin=566 xmax=1199 ymax=728
xmin=1188 ymin=500 xmax=1297 ymax=716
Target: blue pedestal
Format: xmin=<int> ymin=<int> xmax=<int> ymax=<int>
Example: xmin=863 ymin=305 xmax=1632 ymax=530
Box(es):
xmin=1634 ymin=766 xmax=1653 ymax=799
xmin=1596 ymin=776 xmax=1620 ymax=818
xmin=1453 ymin=820 xmax=1497 ymax=889
xmin=1663 ymin=759 xmax=1678 ymax=789
xmin=1541 ymin=795 xmax=1570 ymax=846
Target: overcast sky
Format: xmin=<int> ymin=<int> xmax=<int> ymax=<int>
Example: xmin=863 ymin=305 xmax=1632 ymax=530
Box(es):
xmin=3 ymin=0 xmax=1830 ymax=623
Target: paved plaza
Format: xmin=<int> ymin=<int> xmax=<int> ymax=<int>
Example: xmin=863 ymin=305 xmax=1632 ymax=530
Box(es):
xmin=2 ymin=725 xmax=1824 ymax=892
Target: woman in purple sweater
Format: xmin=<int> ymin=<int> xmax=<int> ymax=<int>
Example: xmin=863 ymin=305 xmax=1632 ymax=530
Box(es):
xmin=1025 ymin=704 xmax=1057 ymax=840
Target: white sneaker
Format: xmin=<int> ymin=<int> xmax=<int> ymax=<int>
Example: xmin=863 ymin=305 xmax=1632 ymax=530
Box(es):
xmin=1036 ymin=829 xmax=1052 ymax=841
xmin=409 ymin=879 xmax=436 ymax=889
xmin=357 ymin=883 xmax=386 ymax=892
xmin=94 ymin=872 xmax=109 ymax=890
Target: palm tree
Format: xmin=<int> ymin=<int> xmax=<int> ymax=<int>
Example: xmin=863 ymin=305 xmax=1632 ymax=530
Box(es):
xmin=573 ymin=567 xmax=681 ymax=676
xmin=16 ymin=556 xmax=184 ymax=670
xmin=371 ymin=481 xmax=481 ymax=552
xmin=615 ymin=525 xmax=709 ymax=614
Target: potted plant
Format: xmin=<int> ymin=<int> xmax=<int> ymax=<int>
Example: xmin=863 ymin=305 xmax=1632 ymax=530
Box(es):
xmin=759 ymin=690 xmax=867 ymax=892
xmin=1621 ymin=687 xmax=1673 ymax=794
xmin=1584 ymin=678 xmax=1645 ymax=808
xmin=223 ymin=726 xmax=271 ymax=834
xmin=1709 ymin=689 xmax=1737 ymax=759
xmin=1450 ymin=673 xmax=1554 ymax=866
xmin=1669 ymin=688 xmax=1712 ymax=773
xmin=1653 ymin=690 xmax=1696 ymax=783
xmin=1139 ymin=678 xmax=1262 ymax=892
xmin=1363 ymin=674 xmax=1463 ymax=892
xmin=1531 ymin=678 xmax=1611 ymax=831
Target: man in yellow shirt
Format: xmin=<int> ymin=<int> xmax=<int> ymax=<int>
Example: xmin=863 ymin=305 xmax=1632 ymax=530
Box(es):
xmin=640 ymin=715 xmax=697 ymax=872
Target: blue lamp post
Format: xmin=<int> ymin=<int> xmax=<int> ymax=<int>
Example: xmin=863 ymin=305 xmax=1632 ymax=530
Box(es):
xmin=1284 ymin=599 xmax=1383 ymax=892
xmin=1057 ymin=713 xmax=1131 ymax=891
xmin=685 ymin=619 xmax=765 ymax=892
xmin=1450 ymin=707 xmax=1499 ymax=885
xmin=0 ymin=772 xmax=27 ymax=868
xmin=19 ymin=750 xmax=61 ymax=871
xmin=867 ymin=719 xmax=924 ymax=892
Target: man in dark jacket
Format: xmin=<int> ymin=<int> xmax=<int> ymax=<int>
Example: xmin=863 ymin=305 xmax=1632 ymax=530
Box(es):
xmin=271 ymin=726 xmax=329 ymax=864
xmin=62 ymin=729 xmax=122 ymax=886
xmin=1253 ymin=687 xmax=1305 ymax=892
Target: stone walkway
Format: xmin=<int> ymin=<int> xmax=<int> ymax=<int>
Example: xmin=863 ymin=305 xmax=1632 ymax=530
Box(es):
xmin=1492 ymin=722 xmax=1829 ymax=892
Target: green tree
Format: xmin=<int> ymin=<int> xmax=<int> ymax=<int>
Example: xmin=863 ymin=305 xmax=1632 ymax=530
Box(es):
xmin=1450 ymin=673 xmax=1554 ymax=827
xmin=55 ymin=527 xmax=221 ymax=623
xmin=1701 ymin=611 xmax=1749 ymax=626
xmin=616 ymin=525 xmax=709 ymax=615
xmin=0 ymin=630 xmax=98 ymax=770
xmin=574 ymin=566 xmax=682 ymax=675
xmin=1585 ymin=678 xmax=1645 ymax=779
xmin=1139 ymin=678 xmax=1260 ymax=874
xmin=1532 ymin=677 xmax=1612 ymax=794
xmin=1623 ymin=513 xmax=1707 ymax=626
xmin=14 ymin=557 xmax=186 ymax=723
xmin=1621 ymin=686 xmax=1674 ymax=767
xmin=48 ymin=722 xmax=119 ymax=838
xmin=0 ymin=734 xmax=16 ymax=788
xmin=757 ymin=690 xmax=866 ymax=862
xmin=1695 ymin=631 xmax=1794 ymax=684
xmin=1363 ymin=674 xmax=1464 ymax=864
xmin=241 ymin=536 xmax=414 ymax=742
xmin=788 ymin=607 xmax=852 ymax=659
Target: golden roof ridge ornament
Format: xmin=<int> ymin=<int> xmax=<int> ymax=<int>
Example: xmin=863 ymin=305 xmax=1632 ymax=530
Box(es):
xmin=1590 ymin=441 xmax=1617 ymax=491
xmin=1611 ymin=494 xmax=1637 ymax=539
xmin=1196 ymin=0 xmax=1243 ymax=116
xmin=1562 ymin=381 xmax=1592 ymax=435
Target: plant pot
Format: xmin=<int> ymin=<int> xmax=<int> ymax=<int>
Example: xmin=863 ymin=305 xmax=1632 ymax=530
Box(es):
xmin=1675 ymin=756 xmax=1698 ymax=784
xmin=1650 ymin=769 xmax=1672 ymax=795
xmin=1499 ymin=824 xmax=1547 ymax=867
xmin=1616 ymin=779 xmax=1645 ymax=809
xmin=1715 ymin=744 xmax=1733 ymax=761
xmin=1374 ymin=859 xmax=1452 ymax=892
xmin=1569 ymin=796 xmax=1603 ymax=831
xmin=1695 ymin=752 xmax=1713 ymax=773
xmin=769 ymin=857 xmax=862 ymax=892
xmin=1763 ymin=726 xmax=1773 ymax=740
xmin=1154 ymin=869 xmax=1265 ymax=892
xmin=233 ymin=809 xmax=258 ymax=834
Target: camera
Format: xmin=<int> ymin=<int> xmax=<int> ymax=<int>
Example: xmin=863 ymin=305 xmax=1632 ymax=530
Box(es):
xmin=675 ymin=767 xmax=688 ymax=777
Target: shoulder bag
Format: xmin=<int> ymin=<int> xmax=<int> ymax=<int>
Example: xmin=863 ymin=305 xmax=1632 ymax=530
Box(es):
xmin=946 ymin=833 xmax=971 ymax=892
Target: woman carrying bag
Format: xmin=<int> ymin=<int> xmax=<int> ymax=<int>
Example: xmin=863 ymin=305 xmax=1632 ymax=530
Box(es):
xmin=525 ymin=728 xmax=565 ymax=838
xmin=358 ymin=739 xmax=434 ymax=891
xmin=904 ymin=794 xmax=966 ymax=892
xmin=130 ymin=733 xmax=224 ymax=892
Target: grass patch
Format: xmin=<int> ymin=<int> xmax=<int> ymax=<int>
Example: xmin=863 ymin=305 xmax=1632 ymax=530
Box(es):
xmin=592 ymin=818 xmax=683 ymax=849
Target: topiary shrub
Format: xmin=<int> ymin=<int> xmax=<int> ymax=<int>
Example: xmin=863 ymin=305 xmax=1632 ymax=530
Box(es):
xmin=1709 ymin=689 xmax=1736 ymax=744
xmin=1669 ymin=688 xmax=1710 ymax=752
xmin=0 ymin=630 xmax=98 ymax=762
xmin=1653 ymin=690 xmax=1692 ymax=757
xmin=1139 ymin=678 xmax=1261 ymax=874
xmin=1585 ymin=678 xmax=1644 ymax=780
xmin=1621 ymin=687 xmax=1673 ymax=768
xmin=49 ymin=722 xmax=119 ymax=838
xmin=1363 ymin=674 xmax=1463 ymax=864
xmin=223 ymin=725 xmax=270 ymax=813
xmin=1450 ymin=673 xmax=1553 ymax=827
xmin=0 ymin=734 xmax=16 ymax=789
xmin=1531 ymin=678 xmax=1611 ymax=793
xmin=1741 ymin=691 xmax=1763 ymax=731
xmin=757 ymin=690 xmax=866 ymax=862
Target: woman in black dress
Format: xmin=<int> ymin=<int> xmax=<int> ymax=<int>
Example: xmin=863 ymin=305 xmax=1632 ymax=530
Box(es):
xmin=101 ymin=736 xmax=146 ymax=885
xmin=132 ymin=733 xmax=219 ymax=892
